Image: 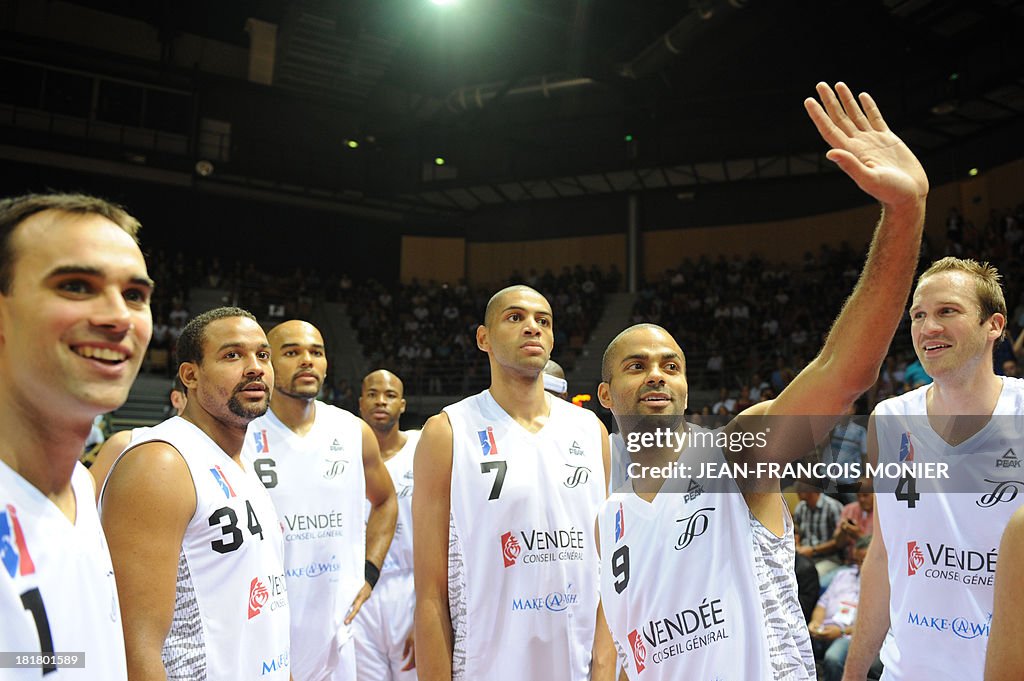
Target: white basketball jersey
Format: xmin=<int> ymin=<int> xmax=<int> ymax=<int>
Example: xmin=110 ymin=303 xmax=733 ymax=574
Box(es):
xmin=875 ymin=378 xmax=1024 ymax=681
xmin=597 ymin=433 xmax=775 ymax=681
xmin=445 ymin=390 xmax=606 ymax=681
xmin=0 ymin=461 xmax=127 ymax=680
xmin=243 ymin=402 xmax=366 ymax=681
xmin=376 ymin=430 xmax=419 ymax=574
xmin=128 ymin=416 xmax=290 ymax=681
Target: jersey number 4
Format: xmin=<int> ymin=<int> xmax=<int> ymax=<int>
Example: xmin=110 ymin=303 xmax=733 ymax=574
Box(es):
xmin=209 ymin=500 xmax=265 ymax=554
xmin=895 ymin=473 xmax=920 ymax=508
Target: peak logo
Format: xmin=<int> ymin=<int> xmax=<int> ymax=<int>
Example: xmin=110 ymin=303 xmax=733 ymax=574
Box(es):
xmin=997 ymin=449 xmax=1021 ymax=468
xmin=907 ymin=541 xmax=925 ymax=576
xmin=248 ymin=577 xmax=269 ymax=619
xmin=478 ymin=427 xmax=499 ymax=456
xmin=501 ymin=531 xmax=521 ymax=567
xmin=628 ymin=629 xmax=647 ymax=674
xmin=569 ymin=441 xmax=585 ymax=457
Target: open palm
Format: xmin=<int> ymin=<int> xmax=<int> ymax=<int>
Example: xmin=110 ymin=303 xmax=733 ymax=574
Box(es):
xmin=805 ymin=82 xmax=928 ymax=208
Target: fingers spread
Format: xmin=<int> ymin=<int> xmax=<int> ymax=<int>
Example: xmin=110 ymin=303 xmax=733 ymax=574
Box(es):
xmin=816 ymin=82 xmax=858 ymax=137
xmin=836 ymin=82 xmax=870 ymax=132
xmin=858 ymin=92 xmax=889 ymax=132
xmin=805 ymin=97 xmax=846 ymax=149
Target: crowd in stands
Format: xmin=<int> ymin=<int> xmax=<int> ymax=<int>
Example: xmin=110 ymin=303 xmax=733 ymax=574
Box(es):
xmin=631 ymin=202 xmax=1024 ymax=414
xmin=345 ymin=265 xmax=620 ymax=396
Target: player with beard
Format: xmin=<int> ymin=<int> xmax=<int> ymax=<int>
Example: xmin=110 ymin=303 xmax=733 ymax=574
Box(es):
xmin=101 ymin=307 xmax=291 ymax=680
xmin=414 ymin=285 xmax=616 ymax=681
xmin=355 ymin=369 xmax=420 ymax=680
xmin=595 ymin=81 xmax=928 ymax=680
xmin=245 ymin=320 xmax=397 ymax=681
xmin=0 ymin=193 xmax=153 ymax=680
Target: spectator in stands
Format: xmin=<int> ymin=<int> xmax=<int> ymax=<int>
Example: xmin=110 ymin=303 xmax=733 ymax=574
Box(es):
xmin=834 ymin=479 xmax=873 ymax=563
xmin=808 ymin=535 xmax=876 ymax=681
xmin=794 ymin=480 xmax=845 ymax=584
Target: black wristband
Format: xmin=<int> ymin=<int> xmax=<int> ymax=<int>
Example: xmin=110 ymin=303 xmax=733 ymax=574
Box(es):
xmin=365 ymin=560 xmax=381 ymax=588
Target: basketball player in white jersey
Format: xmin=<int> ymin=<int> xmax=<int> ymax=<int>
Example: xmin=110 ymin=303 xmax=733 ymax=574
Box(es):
xmin=355 ymin=369 xmax=420 ymax=680
xmin=245 ymin=320 xmax=397 ymax=681
xmin=0 ymin=193 xmax=152 ymax=679
xmin=89 ymin=376 xmax=187 ymax=502
xmin=842 ymin=258 xmax=1024 ymax=681
xmin=596 ymin=81 xmax=929 ymax=680
xmin=414 ymin=285 xmax=616 ymax=681
xmin=102 ymin=307 xmax=291 ymax=680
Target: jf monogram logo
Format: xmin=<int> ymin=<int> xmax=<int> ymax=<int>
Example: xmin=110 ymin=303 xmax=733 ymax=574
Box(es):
xmin=675 ymin=507 xmax=714 ymax=550
xmin=564 ymin=465 xmax=591 ymax=488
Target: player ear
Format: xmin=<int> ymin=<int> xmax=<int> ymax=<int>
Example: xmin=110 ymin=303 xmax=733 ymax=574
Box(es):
xmin=476 ymin=324 xmax=489 ymax=352
xmin=399 ymin=397 xmax=406 ymax=416
xmin=597 ymin=381 xmax=613 ymax=409
xmin=178 ymin=362 xmax=199 ymax=395
xmin=987 ymin=312 xmax=1007 ymax=342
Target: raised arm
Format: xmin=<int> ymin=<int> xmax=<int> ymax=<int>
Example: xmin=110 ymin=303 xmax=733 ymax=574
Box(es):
xmin=413 ymin=413 xmax=456 ymax=681
xmin=346 ymin=419 xmax=398 ymax=625
xmin=735 ymin=83 xmax=927 ymax=460
xmin=101 ymin=443 xmax=196 ymax=681
xmin=772 ymin=82 xmax=927 ymax=415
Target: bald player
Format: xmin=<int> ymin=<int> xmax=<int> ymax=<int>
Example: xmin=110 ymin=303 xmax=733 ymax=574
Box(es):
xmin=414 ymin=285 xmax=615 ymax=681
xmin=595 ymin=82 xmax=928 ymax=680
xmin=355 ymin=369 xmax=420 ymax=680
xmin=245 ymin=320 xmax=397 ymax=681
xmin=542 ymin=359 xmax=569 ymax=401
xmin=90 ymin=376 xmax=186 ymax=502
xmin=0 ymin=193 xmax=153 ymax=679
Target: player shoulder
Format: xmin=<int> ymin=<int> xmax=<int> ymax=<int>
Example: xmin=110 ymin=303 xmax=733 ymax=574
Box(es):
xmin=873 ymin=384 xmax=929 ymax=416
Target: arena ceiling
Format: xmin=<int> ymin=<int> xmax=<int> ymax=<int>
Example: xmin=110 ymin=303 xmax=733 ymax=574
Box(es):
xmin=5 ymin=0 xmax=1024 ymax=222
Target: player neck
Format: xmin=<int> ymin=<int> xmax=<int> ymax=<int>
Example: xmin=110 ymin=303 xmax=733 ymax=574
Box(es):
xmin=0 ymin=394 xmax=88 ymax=516
xmin=269 ymin=393 xmax=317 ymax=436
xmin=375 ymin=426 xmax=408 ymax=461
xmin=927 ymin=369 xmax=1003 ymax=416
xmin=181 ymin=403 xmax=249 ymax=463
xmin=488 ymin=371 xmax=551 ymax=433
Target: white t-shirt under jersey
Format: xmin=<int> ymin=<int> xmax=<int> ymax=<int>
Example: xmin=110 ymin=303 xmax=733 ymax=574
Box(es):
xmin=0 ymin=461 xmax=128 ymax=680
xmin=124 ymin=416 xmax=290 ymax=681
xmin=875 ymin=378 xmax=1024 ymax=681
xmin=444 ymin=390 xmax=606 ymax=681
xmin=244 ymin=402 xmax=366 ymax=681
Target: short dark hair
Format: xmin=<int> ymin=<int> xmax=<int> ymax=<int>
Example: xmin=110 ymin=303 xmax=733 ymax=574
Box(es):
xmin=0 ymin=193 xmax=142 ymax=294
xmin=601 ymin=323 xmax=676 ymax=382
xmin=176 ymin=307 xmax=258 ymax=366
